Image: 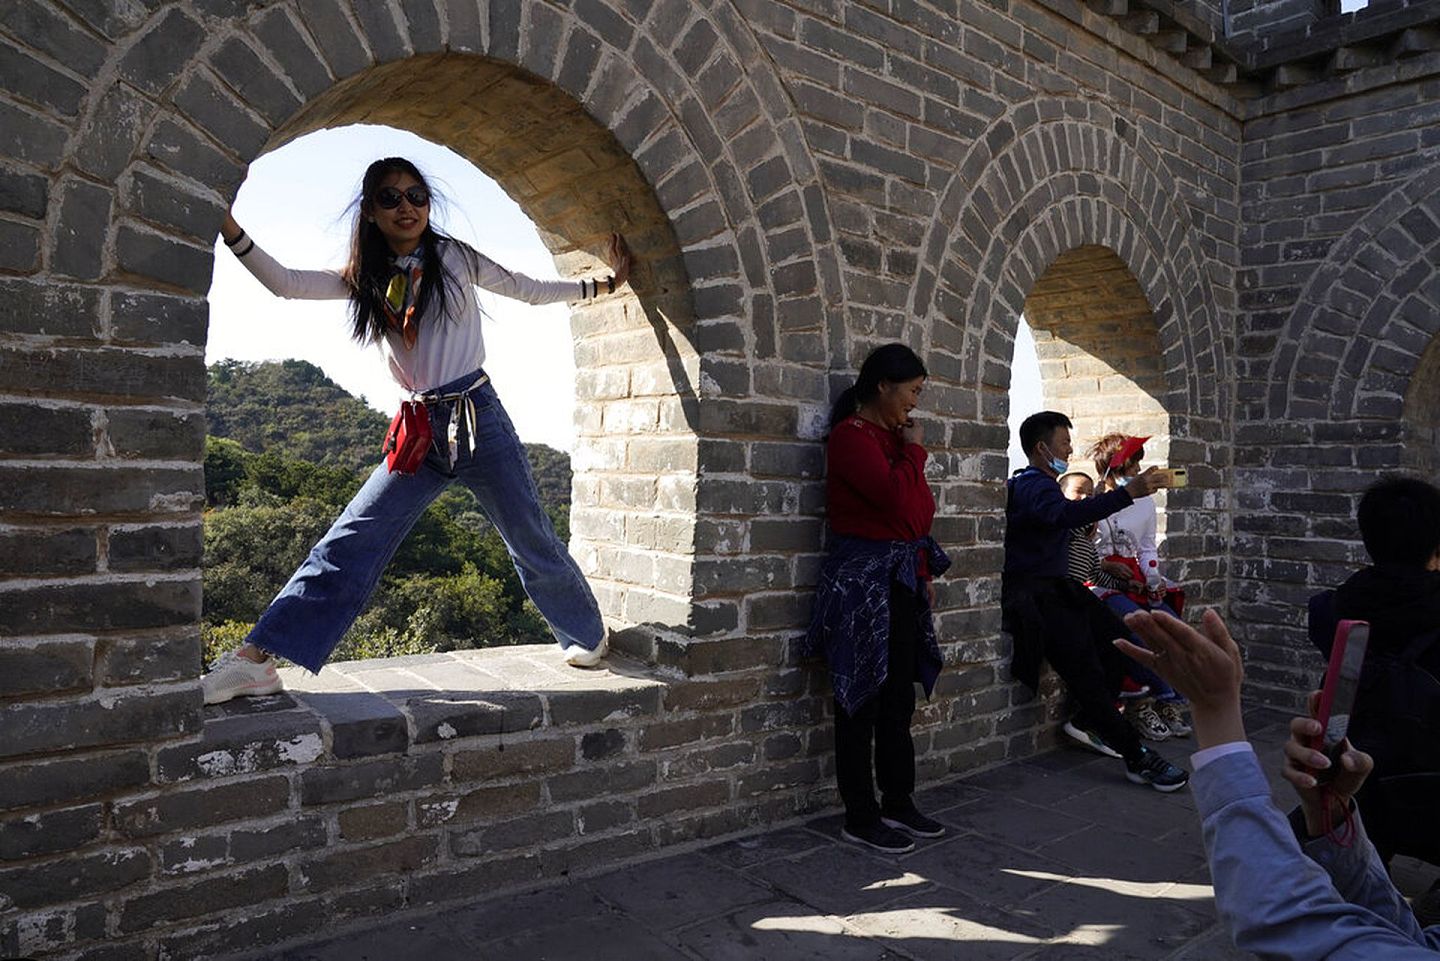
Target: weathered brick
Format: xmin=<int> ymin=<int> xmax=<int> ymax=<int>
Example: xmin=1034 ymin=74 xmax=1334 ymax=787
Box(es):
xmin=120 ymin=864 xmax=289 ymax=932
xmin=0 ymin=402 xmax=93 ymax=457
xmin=0 ymin=577 xmax=200 ymax=638
xmin=337 ymin=800 xmax=409 ymax=840
xmin=637 ymin=779 xmax=729 ymax=818
xmin=408 ymin=853 xmax=543 ymax=904
xmin=300 ymin=754 xmax=444 ymax=805
xmin=119 ymin=9 xmax=205 ymax=97
xmin=0 ymin=749 xmax=151 ymax=811
xmin=450 ymin=808 xmax=573 ymax=855
xmin=51 ymin=179 xmax=112 ymax=280
xmin=0 ymin=526 xmax=96 ymax=575
xmin=0 ymin=685 xmax=199 ymax=759
xmin=0 ymin=846 xmax=149 ymax=909
xmin=547 ymin=758 xmax=657 ymax=802
xmin=210 ymin=37 xmax=303 ymax=127
xmin=294 ymin=0 xmax=372 ymax=78
xmin=0 ymin=637 xmax=93 ymax=698
xmin=0 ymin=216 xmax=38 ymax=271
xmin=116 ymin=225 xmax=215 ymax=293
xmin=416 ymin=781 xmax=542 ymax=828
xmin=129 ymin=168 xmax=224 ymax=242
xmin=539 ymin=827 xmax=655 ymax=876
xmin=114 ymin=776 xmax=290 ymax=838
xmin=452 ymin=736 xmax=576 ymax=782
xmin=155 ymin=901 xmax=313 ymax=959
xmin=155 ymin=709 xmax=324 ymax=782
xmin=663 ymin=677 xmax=761 ymax=711
xmin=144 ymin=118 xmax=245 ymax=192
xmin=252 ymin=7 xmax=336 ymax=98
xmin=1 ymin=346 xmax=206 ymax=402
xmin=0 ymin=166 xmax=47 ymax=218
xmin=2 ymin=2 xmax=107 ymax=76
xmin=548 ymin=685 xmax=663 ymax=726
xmin=0 ymin=100 xmax=67 ymax=167
xmin=406 ymin=690 xmax=544 ymax=744
xmin=0 ymin=803 xmax=103 ymax=859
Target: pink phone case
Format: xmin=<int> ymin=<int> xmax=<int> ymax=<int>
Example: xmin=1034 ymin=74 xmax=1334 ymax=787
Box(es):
xmin=1311 ymin=619 xmax=1370 ymax=763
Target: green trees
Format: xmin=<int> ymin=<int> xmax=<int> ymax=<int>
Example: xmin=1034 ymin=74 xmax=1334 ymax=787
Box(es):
xmin=202 ymin=360 xmax=572 ymax=667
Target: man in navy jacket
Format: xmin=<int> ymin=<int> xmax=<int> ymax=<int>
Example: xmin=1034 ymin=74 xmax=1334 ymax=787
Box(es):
xmin=1001 ymin=411 xmax=1188 ymax=791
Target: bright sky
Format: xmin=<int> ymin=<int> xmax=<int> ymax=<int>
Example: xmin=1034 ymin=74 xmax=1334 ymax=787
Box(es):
xmin=209 ymin=124 xmax=1046 ymax=462
xmin=207 ymin=124 xmax=576 ymax=450
xmin=1008 ymin=319 xmax=1042 ymax=473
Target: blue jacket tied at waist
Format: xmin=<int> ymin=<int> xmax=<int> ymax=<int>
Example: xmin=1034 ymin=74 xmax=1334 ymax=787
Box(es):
xmin=802 ymin=535 xmax=952 ymax=717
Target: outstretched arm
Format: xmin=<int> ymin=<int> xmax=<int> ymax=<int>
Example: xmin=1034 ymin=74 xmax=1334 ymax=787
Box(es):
xmin=220 ymin=209 xmax=350 ymax=300
xmin=1118 ymin=611 xmax=1440 ymax=957
xmin=467 ymin=232 xmax=633 ymax=306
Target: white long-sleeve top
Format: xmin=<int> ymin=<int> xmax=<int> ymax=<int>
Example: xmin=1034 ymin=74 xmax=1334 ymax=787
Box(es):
xmin=233 ymin=236 xmax=581 ymax=393
xmin=1093 ymin=493 xmax=1165 ymax=590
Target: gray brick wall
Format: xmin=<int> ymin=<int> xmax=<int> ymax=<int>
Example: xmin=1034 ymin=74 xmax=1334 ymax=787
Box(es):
xmin=0 ymin=0 xmax=1435 ymax=957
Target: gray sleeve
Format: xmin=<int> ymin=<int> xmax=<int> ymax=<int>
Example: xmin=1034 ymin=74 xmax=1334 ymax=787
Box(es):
xmin=1195 ymin=751 xmax=1440 ymax=959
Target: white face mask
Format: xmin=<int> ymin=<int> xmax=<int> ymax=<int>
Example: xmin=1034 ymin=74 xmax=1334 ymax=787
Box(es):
xmin=1116 ymin=476 xmax=1131 ymax=488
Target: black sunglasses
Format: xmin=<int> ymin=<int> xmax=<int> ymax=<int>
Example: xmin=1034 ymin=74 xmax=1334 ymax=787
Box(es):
xmin=374 ymin=185 xmax=430 ymax=210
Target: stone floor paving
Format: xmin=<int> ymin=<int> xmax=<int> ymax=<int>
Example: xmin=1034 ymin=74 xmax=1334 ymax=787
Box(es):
xmin=264 ymin=707 xmax=1438 ymax=961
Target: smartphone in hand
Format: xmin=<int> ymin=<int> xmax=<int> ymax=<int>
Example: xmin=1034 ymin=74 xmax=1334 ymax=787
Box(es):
xmin=1152 ymin=467 xmax=1189 ymax=488
xmin=1310 ymin=619 xmax=1370 ymax=783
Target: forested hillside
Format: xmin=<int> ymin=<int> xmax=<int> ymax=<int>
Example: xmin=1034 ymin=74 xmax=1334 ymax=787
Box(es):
xmin=202 ymin=359 xmax=573 ymax=665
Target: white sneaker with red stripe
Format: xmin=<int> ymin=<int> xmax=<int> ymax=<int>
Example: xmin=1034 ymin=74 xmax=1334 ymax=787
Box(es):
xmin=201 ymin=651 xmax=284 ymax=705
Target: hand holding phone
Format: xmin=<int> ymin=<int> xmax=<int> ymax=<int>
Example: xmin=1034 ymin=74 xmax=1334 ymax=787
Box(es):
xmin=1151 ymin=467 xmax=1189 ymax=488
xmin=1309 ymin=620 xmax=1369 ymax=784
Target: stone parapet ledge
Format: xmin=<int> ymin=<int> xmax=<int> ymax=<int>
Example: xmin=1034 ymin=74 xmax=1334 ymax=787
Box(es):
xmin=206 ymin=647 xmax=672 ymax=763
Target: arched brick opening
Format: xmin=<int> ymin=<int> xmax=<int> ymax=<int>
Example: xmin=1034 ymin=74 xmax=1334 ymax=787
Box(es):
xmin=906 ymin=103 xmax=1231 ymax=692
xmin=0 ymin=4 xmax=856 ymax=955
xmin=249 ymin=53 xmax=698 ymax=645
xmin=1234 ymin=164 xmax=1440 ymax=702
xmin=1023 ymin=245 xmax=1170 ymax=453
xmin=1266 ymin=164 xmax=1440 ymax=426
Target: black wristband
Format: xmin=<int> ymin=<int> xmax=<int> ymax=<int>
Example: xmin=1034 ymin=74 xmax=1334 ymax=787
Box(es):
xmin=224 ymin=229 xmax=247 ymax=248
xmin=234 ymin=238 xmax=254 ymax=258
xmin=606 ymin=275 xmax=615 ymax=294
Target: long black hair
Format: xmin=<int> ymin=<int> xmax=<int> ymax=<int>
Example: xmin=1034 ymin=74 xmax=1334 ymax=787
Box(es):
xmin=343 ymin=157 xmax=470 ymax=346
xmin=828 ymin=342 xmax=928 ymax=428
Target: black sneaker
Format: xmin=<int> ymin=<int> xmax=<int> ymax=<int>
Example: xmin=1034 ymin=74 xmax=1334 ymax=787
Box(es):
xmin=1124 ymin=747 xmax=1189 ymax=793
xmin=881 ymin=805 xmax=946 ymax=839
xmin=841 ymin=821 xmax=915 ymax=854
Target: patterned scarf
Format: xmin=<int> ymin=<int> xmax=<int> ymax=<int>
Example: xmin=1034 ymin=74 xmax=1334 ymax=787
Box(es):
xmin=382 ymin=253 xmax=423 ymax=349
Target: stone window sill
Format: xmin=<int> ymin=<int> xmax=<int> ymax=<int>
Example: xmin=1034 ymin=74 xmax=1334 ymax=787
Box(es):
xmin=186 ymin=647 xmax=668 ymax=771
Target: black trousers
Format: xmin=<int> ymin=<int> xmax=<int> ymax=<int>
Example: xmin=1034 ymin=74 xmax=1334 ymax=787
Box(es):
xmin=834 ymin=584 xmax=918 ymax=829
xmin=1038 ymin=582 xmax=1145 ymax=762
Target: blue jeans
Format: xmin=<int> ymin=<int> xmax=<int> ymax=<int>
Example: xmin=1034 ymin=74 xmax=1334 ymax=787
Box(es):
xmin=247 ymin=369 xmax=603 ymax=672
xmin=1103 ymin=593 xmax=1185 ymax=703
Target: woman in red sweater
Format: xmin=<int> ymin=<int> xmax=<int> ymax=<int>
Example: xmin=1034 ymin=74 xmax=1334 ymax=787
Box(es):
xmin=804 ymin=343 xmax=951 ymax=854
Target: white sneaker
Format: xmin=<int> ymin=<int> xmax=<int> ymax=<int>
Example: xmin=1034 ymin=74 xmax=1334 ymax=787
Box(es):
xmin=202 ymin=651 xmax=284 ymax=705
xmin=563 ymin=632 xmax=609 ymax=668
xmin=1062 ymin=720 xmax=1123 ymax=759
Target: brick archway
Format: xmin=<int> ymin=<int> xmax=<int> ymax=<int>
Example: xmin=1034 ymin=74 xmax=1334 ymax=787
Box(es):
xmin=912 ymin=99 xmax=1228 ymax=429
xmin=909 ymin=101 xmax=1232 ymax=628
xmin=1265 ymin=161 xmax=1440 ymax=426
xmin=8 ymin=0 xmax=844 ymax=666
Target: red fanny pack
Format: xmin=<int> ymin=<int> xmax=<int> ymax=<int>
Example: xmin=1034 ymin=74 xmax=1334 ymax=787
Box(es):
xmin=382 ymin=401 xmax=432 ymax=474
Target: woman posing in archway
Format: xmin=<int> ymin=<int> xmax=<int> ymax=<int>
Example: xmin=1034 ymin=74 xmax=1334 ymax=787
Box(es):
xmin=202 ymin=157 xmax=631 ymax=705
xmin=804 ymin=344 xmax=952 ymax=854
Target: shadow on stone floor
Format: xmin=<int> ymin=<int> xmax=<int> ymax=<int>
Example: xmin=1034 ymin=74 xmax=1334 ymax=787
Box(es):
xmin=265 ymin=713 xmax=1436 ymax=961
